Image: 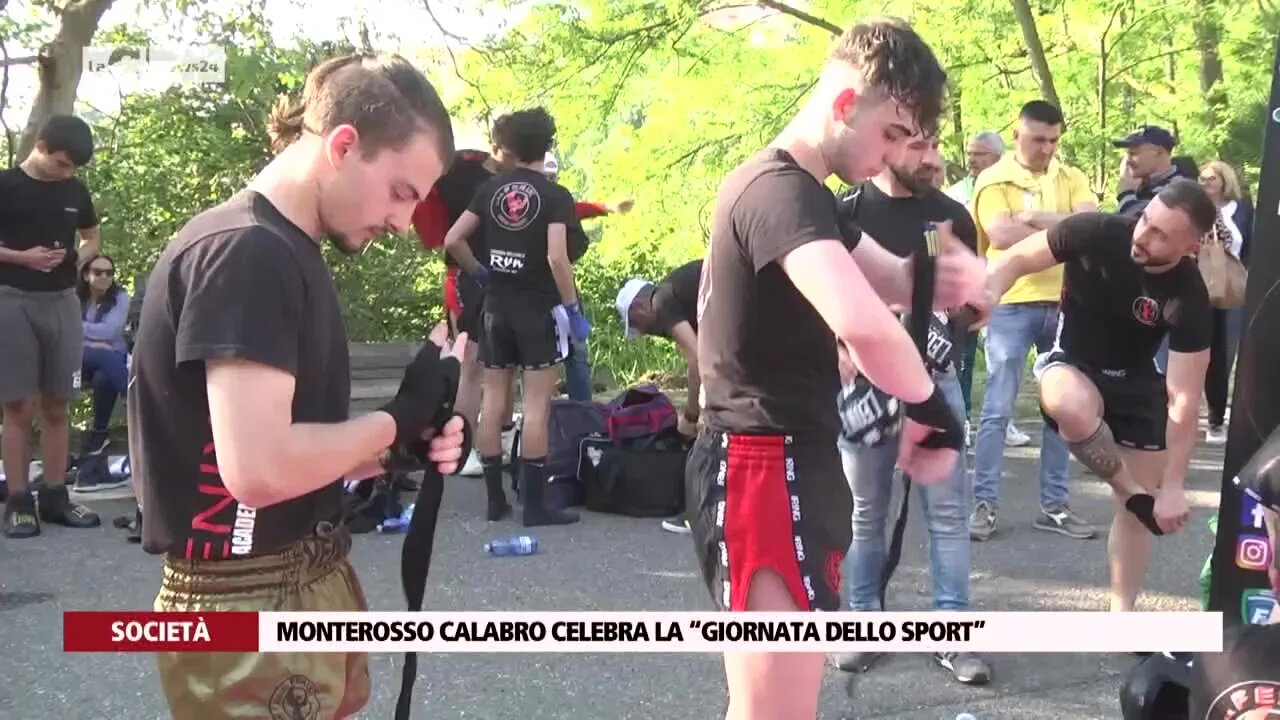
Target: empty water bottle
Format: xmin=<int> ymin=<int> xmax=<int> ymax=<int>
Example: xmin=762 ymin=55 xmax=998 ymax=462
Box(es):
xmin=485 ymin=535 xmax=539 ymax=556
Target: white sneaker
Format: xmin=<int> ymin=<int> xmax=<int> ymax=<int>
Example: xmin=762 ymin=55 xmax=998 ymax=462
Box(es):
xmin=459 ymin=450 xmax=484 ymax=477
xmin=1004 ymin=423 xmax=1031 ymax=447
xmin=1205 ymin=426 xmax=1227 ymax=445
xmin=661 ymin=517 xmax=692 ymax=534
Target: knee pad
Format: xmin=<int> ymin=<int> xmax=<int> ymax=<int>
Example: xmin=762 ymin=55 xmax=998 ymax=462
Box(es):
xmin=1119 ymin=653 xmax=1191 ymax=720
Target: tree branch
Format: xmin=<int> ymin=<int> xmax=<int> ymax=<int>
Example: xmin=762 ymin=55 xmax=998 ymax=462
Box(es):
xmin=1105 ymin=44 xmax=1198 ymax=82
xmin=420 ymin=0 xmax=492 ymax=120
xmin=756 ymin=0 xmax=842 ymax=36
xmin=0 ymin=35 xmax=12 ymax=167
xmin=0 ymin=55 xmax=41 ymax=67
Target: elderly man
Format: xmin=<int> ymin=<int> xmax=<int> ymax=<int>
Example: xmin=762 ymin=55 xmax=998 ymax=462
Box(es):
xmin=1115 ymin=126 xmax=1183 ymax=218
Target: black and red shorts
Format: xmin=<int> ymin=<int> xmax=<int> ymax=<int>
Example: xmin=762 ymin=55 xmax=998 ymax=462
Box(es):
xmin=686 ymin=430 xmax=852 ymax=612
xmin=444 ymin=267 xmax=485 ymax=337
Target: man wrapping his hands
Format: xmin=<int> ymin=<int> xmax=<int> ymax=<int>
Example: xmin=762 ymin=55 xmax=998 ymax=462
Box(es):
xmin=128 ymin=53 xmax=468 ymax=719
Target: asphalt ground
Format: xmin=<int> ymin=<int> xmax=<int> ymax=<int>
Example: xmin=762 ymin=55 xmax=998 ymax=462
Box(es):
xmin=0 ymin=409 xmax=1227 ymax=719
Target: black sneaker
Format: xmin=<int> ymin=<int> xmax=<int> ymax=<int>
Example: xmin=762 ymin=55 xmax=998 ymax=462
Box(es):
xmin=934 ymin=651 xmax=991 ymax=685
xmin=37 ymin=484 xmax=101 ymax=528
xmin=4 ymin=492 xmax=41 ymax=538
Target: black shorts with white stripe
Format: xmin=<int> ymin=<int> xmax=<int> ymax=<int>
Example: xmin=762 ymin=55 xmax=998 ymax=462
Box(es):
xmin=478 ymin=303 xmax=570 ymax=371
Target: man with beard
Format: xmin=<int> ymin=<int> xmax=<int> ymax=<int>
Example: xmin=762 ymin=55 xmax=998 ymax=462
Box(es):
xmin=128 ymin=54 xmax=469 ymax=717
xmin=689 ymin=17 xmax=986 ymax=718
xmin=982 ymin=179 xmax=1216 ymax=613
xmin=832 ymin=131 xmax=991 ymax=684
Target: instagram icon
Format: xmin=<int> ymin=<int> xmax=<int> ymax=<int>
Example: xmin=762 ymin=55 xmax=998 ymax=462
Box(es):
xmin=1236 ymin=536 xmax=1273 ymax=571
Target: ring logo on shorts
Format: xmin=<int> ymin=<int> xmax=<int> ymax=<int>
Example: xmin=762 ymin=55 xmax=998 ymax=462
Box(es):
xmin=1132 ymin=296 xmax=1160 ymax=326
xmin=716 ymin=460 xmax=726 ymax=486
xmin=715 ymin=500 xmax=725 ymax=528
xmin=718 ymin=540 xmax=728 ymax=567
xmin=785 ymin=457 xmax=796 ymax=484
xmin=793 ymin=534 xmax=806 ymax=562
xmin=803 ymin=575 xmax=816 ymax=602
xmin=491 ymin=181 xmax=541 ymax=231
xmin=269 ymin=674 xmax=321 ymax=720
xmin=790 ymin=494 xmax=801 ymax=523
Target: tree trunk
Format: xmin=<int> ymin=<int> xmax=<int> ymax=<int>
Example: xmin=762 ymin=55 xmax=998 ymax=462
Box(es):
xmin=949 ymin=79 xmax=964 ymax=183
xmin=1009 ymin=0 xmax=1061 ymax=109
xmin=15 ymin=0 xmax=116 ymax=163
xmin=1194 ymin=0 xmax=1226 ymax=154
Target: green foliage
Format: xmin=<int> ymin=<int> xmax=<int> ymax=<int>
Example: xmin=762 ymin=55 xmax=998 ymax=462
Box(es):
xmin=47 ymin=0 xmax=1280 ymax=391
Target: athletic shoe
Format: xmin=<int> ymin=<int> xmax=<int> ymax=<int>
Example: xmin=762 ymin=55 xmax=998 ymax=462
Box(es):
xmin=1033 ymin=503 xmax=1095 ymax=539
xmin=660 ymin=517 xmax=691 ymax=534
xmin=3 ymin=492 xmax=40 ymax=539
xmin=37 ymin=484 xmax=101 ymax=528
xmin=1005 ymin=423 xmax=1031 ymax=447
xmin=968 ymin=501 xmax=996 ymax=541
xmin=459 ymin=450 xmax=484 ymax=477
xmin=834 ymin=651 xmax=884 ymax=673
xmin=934 ymin=652 xmax=991 ymax=685
xmin=1205 ymin=426 xmax=1227 ymax=445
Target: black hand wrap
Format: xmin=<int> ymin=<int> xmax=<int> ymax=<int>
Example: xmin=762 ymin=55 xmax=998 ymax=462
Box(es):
xmin=379 ymin=343 xmax=461 ymax=470
xmin=1124 ymin=494 xmax=1165 ymax=536
xmin=1235 ymin=425 xmax=1280 ymax=512
xmin=904 ymin=385 xmax=963 ymax=450
xmin=838 ymin=375 xmax=902 ymax=447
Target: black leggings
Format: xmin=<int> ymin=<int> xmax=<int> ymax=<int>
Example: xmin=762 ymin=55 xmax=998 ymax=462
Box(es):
xmin=1205 ymin=309 xmax=1231 ymax=427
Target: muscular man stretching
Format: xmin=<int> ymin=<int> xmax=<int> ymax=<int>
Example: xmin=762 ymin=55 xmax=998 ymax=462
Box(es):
xmin=689 ymin=18 xmax=983 ymax=719
xmin=129 ymin=54 xmax=467 ymax=717
xmin=983 ymin=179 xmax=1216 ymax=612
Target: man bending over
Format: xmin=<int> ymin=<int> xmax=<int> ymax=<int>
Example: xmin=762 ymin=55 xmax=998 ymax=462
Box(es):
xmin=982 ymin=179 xmax=1216 ymax=612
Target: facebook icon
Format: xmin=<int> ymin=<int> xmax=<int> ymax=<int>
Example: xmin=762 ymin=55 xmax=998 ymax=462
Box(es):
xmin=1242 ymin=496 xmax=1267 ymax=531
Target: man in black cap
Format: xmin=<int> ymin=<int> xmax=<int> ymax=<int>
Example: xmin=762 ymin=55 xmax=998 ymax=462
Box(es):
xmin=1114 ymin=126 xmax=1183 ymax=217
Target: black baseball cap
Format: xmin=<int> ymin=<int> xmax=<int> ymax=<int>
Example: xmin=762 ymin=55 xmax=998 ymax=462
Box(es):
xmin=1113 ymin=125 xmax=1177 ymax=151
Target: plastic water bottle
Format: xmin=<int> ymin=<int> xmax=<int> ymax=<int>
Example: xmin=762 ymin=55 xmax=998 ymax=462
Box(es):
xmin=485 ymin=535 xmax=539 ymax=556
xmin=377 ymin=504 xmax=415 ymax=534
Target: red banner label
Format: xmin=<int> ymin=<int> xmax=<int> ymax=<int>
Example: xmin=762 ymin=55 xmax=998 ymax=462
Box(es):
xmin=64 ymin=611 xmax=259 ymax=652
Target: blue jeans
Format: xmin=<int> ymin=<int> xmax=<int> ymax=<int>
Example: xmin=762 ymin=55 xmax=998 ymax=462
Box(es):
xmin=957 ymin=331 xmax=979 ymax=419
xmin=840 ymin=369 xmax=970 ymax=611
xmin=972 ymin=303 xmax=1070 ymax=509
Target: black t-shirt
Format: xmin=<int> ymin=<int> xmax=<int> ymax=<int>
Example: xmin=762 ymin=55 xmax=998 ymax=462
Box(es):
xmin=0 ymin=166 xmax=97 ymax=292
xmin=128 ymin=191 xmax=351 ymax=559
xmin=698 ymin=148 xmax=856 ymax=439
xmin=1048 ymin=212 xmax=1213 ymax=373
xmin=837 ymin=182 xmax=978 ymax=345
xmin=437 ymin=150 xmax=495 ymax=268
xmin=1190 ymin=623 xmax=1280 ymax=719
xmin=469 ymin=167 xmax=576 ymax=314
xmin=651 ymin=259 xmax=703 ymax=338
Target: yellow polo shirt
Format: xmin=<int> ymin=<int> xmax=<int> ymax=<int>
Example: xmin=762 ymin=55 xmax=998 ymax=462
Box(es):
xmin=972 ymin=156 xmax=1094 ymax=304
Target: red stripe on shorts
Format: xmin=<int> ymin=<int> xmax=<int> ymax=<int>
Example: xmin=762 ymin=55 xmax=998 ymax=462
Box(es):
xmin=444 ymin=267 xmax=462 ymax=316
xmin=723 ymin=434 xmax=810 ymax=612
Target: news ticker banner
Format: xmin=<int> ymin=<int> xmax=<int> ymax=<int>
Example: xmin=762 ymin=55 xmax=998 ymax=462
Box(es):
xmin=64 ymin=611 xmax=1227 ymax=654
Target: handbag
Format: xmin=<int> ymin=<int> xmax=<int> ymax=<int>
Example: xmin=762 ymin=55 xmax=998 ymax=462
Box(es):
xmin=1198 ymin=216 xmax=1247 ymax=309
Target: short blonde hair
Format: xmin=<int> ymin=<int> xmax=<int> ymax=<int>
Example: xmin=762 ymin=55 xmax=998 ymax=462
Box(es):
xmin=1201 ymin=160 xmax=1244 ymax=202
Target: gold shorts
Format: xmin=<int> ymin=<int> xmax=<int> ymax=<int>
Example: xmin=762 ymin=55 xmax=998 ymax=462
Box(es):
xmin=154 ymin=527 xmax=370 ymax=720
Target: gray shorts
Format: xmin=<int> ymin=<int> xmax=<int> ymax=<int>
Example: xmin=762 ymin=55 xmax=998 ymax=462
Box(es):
xmin=0 ymin=286 xmax=83 ymax=404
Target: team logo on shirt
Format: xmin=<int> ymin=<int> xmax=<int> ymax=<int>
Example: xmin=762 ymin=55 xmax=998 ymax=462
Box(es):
xmin=1205 ymin=680 xmax=1280 ymax=719
xmin=491 ymin=181 xmax=541 ymax=231
xmin=269 ymin=675 xmax=321 ymax=720
xmin=1132 ymin=296 xmax=1160 ymax=326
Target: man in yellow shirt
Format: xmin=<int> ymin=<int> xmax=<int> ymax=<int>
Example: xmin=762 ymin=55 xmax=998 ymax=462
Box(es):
xmin=968 ymin=101 xmax=1098 ymax=542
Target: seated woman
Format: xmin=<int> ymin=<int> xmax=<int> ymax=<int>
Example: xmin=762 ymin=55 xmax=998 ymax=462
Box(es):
xmin=76 ymin=254 xmax=129 ymax=489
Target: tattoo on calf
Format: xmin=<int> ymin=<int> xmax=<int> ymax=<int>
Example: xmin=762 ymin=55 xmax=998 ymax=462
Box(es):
xmin=1068 ymin=422 xmax=1123 ymax=479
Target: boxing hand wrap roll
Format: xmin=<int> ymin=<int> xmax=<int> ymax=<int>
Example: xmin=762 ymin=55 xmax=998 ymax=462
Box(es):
xmin=838 ymin=375 xmax=902 ymax=447
xmin=1234 ymin=425 xmax=1280 ymax=512
xmin=903 ymin=385 xmax=964 ymax=451
xmin=380 ymin=342 xmax=462 ymax=468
